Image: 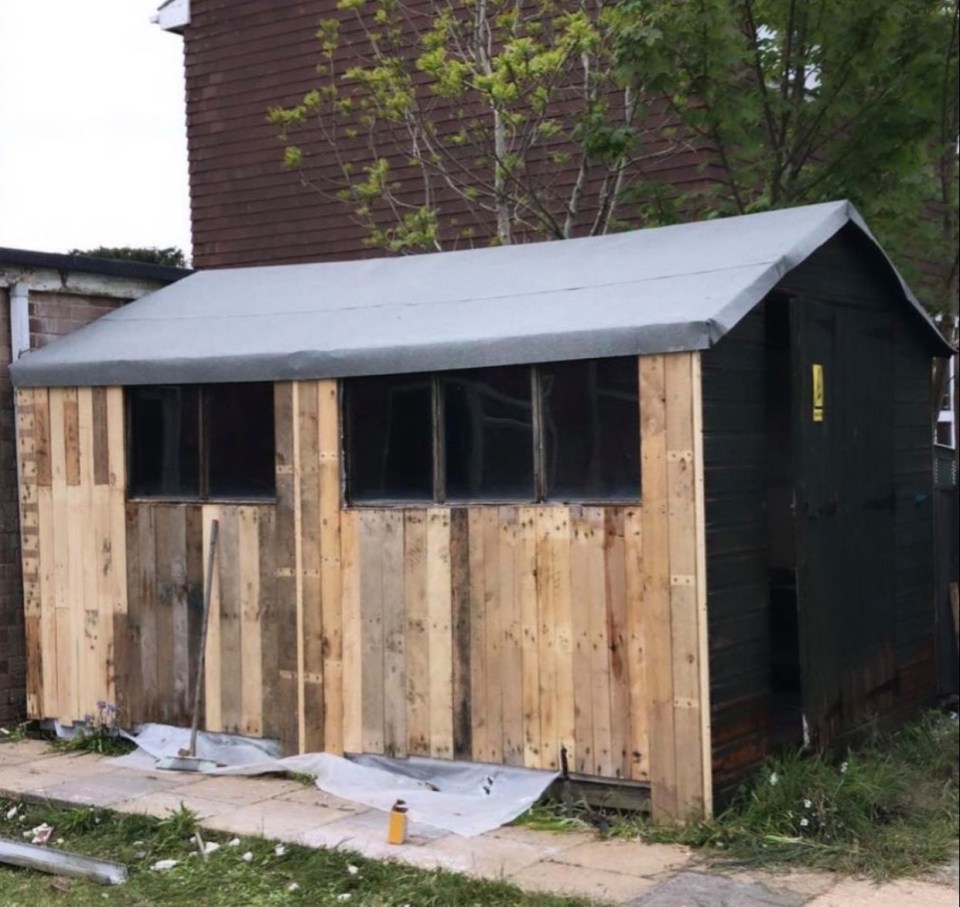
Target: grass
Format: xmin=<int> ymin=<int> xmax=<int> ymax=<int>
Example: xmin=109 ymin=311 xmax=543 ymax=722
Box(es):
xmin=522 ymin=709 xmax=959 ymax=880
xmin=0 ymin=799 xmax=592 ymax=907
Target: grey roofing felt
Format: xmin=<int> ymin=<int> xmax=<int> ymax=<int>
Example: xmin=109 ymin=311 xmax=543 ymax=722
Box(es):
xmin=9 ymin=200 xmax=951 ymax=388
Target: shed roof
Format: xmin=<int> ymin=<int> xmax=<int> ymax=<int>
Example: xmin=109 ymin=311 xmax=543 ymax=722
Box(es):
xmin=9 ymin=200 xmax=951 ymax=388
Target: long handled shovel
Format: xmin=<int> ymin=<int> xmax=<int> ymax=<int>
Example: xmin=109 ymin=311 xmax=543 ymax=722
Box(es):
xmin=156 ymin=518 xmax=220 ymax=772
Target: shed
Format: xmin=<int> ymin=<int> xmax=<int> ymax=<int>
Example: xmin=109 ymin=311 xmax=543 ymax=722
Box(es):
xmin=10 ymin=201 xmax=952 ymax=821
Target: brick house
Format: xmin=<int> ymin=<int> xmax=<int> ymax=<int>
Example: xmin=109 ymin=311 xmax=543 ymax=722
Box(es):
xmin=0 ymin=250 xmax=189 ymax=723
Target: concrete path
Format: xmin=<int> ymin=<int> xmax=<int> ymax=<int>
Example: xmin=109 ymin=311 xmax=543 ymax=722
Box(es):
xmin=1 ymin=739 xmax=956 ymax=906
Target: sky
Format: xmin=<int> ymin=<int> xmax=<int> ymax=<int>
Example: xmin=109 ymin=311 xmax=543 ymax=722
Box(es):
xmin=0 ymin=0 xmax=191 ymax=259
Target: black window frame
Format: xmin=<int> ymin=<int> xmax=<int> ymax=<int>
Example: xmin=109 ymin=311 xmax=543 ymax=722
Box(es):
xmin=343 ymin=358 xmax=640 ymax=506
xmin=125 ymin=382 xmax=276 ymax=502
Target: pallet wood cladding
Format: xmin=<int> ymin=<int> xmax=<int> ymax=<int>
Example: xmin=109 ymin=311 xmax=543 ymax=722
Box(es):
xmin=16 ymin=354 xmax=711 ymax=821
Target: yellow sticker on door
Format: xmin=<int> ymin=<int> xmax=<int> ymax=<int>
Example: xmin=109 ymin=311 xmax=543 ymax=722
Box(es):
xmin=812 ymin=363 xmax=824 ymax=422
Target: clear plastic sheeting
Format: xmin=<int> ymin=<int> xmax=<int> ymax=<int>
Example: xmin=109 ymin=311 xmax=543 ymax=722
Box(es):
xmin=110 ymin=724 xmax=557 ymax=837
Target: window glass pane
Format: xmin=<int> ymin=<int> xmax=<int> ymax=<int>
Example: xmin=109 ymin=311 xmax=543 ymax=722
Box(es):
xmin=128 ymin=386 xmax=200 ymax=497
xmin=541 ymin=357 xmax=640 ymax=500
xmin=346 ymin=374 xmax=433 ymax=502
xmin=444 ymin=367 xmax=534 ymax=501
xmin=205 ymin=383 xmax=276 ymax=498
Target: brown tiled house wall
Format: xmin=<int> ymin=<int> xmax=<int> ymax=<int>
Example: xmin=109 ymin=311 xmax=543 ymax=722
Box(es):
xmin=184 ymin=0 xmax=715 ymax=269
xmin=0 ymin=291 xmax=126 ymax=723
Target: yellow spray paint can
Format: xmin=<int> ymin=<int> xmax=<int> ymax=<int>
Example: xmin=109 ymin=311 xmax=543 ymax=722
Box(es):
xmin=387 ymin=799 xmax=408 ymax=845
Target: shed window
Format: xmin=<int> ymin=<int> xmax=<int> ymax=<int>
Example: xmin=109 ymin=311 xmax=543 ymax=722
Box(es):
xmin=541 ymin=358 xmax=640 ymax=500
xmin=127 ymin=383 xmax=275 ymax=500
xmin=343 ymin=357 xmax=639 ymax=504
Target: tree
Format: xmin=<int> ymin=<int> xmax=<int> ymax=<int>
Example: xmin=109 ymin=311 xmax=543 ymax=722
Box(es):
xmin=611 ymin=0 xmax=959 ymax=317
xmin=268 ymin=0 xmax=676 ymax=251
xmin=69 ymin=246 xmax=188 ymax=268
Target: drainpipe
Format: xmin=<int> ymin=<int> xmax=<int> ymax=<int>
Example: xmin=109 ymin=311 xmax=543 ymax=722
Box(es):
xmin=9 ymin=282 xmax=30 ymax=361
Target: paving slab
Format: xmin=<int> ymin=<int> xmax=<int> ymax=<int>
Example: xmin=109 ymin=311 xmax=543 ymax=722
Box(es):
xmin=38 ymin=771 xmax=186 ymax=807
xmin=725 ymin=868 xmax=839 ymax=898
xmin=274 ymin=784 xmax=369 ymax=814
xmin=629 ymin=871 xmax=808 ymax=906
xmin=0 ymin=764 xmax=76 ymax=797
xmin=0 ymin=740 xmax=53 ymax=765
xmin=555 ymin=838 xmax=692 ymax=879
xmin=513 ymin=859 xmax=658 ymax=903
xmin=201 ymin=799 xmax=360 ymax=841
xmin=14 ymin=751 xmax=107 ymax=776
xmin=163 ymin=774 xmax=304 ymax=804
xmin=112 ymin=790 xmax=241 ymax=821
xmin=806 ymin=877 xmax=958 ymax=907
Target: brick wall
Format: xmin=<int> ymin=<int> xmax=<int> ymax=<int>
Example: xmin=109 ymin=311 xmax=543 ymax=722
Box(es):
xmin=0 ymin=289 xmax=127 ymax=724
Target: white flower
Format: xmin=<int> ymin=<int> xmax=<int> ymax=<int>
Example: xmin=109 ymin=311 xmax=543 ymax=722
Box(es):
xmin=203 ymin=841 xmax=221 ymax=856
xmin=336 ymin=896 xmax=352 ymax=903
xmin=5 ymin=806 xmax=18 ymax=820
xmin=799 ymin=817 xmax=809 ymax=828
xmin=769 ymin=771 xmax=779 ymax=786
xmin=839 ymin=761 xmax=848 ymax=774
xmin=803 ymin=799 xmax=812 ymax=809
xmin=242 ymin=851 xmax=254 ymax=863
xmin=287 ymin=882 xmax=300 ymax=892
xmin=151 ymin=859 xmax=179 ymax=871
xmin=275 ymin=844 xmax=286 ymax=857
xmin=228 ymin=837 xmax=241 ymax=847
xmin=346 ymin=864 xmax=359 ymax=876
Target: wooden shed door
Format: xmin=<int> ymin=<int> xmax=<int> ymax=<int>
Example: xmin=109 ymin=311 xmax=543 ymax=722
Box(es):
xmin=791 ymin=297 xmax=896 ymax=746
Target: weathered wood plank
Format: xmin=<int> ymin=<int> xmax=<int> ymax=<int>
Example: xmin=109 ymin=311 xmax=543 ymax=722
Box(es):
xmin=468 ymin=509 xmax=488 ymax=762
xmin=91 ymin=387 xmax=110 ymax=486
xmin=34 ymin=387 xmax=51 ymax=488
xmin=38 ymin=485 xmax=57 ymax=720
xmin=449 ymin=508 xmax=472 ymax=760
xmin=359 ymin=510 xmax=385 ymax=754
xmin=403 ymin=510 xmax=430 ymax=755
xmin=535 ymin=507 xmax=560 ymax=771
xmin=258 ymin=504 xmax=280 ymax=741
xmin=62 ymin=388 xmax=80 ymax=487
xmin=298 ymin=382 xmax=324 ymax=752
xmin=273 ymin=382 xmax=300 ymax=754
xmin=623 ymin=505 xmax=648 ymax=782
xmin=239 ymin=506 xmax=263 ymax=737
xmin=605 ymin=508 xmax=630 ymax=779
xmin=339 ymin=510 xmax=362 ymax=753
xmin=382 ymin=511 xmax=406 ymax=757
xmin=481 ymin=508 xmax=503 ymax=764
xmin=426 ymin=508 xmax=453 ymax=759
xmin=202 ymin=505 xmax=222 ymax=732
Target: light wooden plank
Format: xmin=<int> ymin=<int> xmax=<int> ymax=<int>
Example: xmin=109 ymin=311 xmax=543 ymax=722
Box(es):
xmin=640 ymin=355 xmax=677 ymax=820
xmin=202 ymin=505 xmax=222 ymax=732
xmin=499 ymin=507 xmax=524 ymax=766
xmin=239 ymin=506 xmax=263 ymax=737
xmin=588 ymin=507 xmax=614 ymax=778
xmin=318 ymin=380 xmax=343 ymax=754
xmin=291 ymin=382 xmax=307 ymax=753
xmin=359 ymin=510 xmax=385 ymax=754
xmin=691 ymin=352 xmax=712 ymax=817
xmin=381 ymin=510 xmax=406 ymax=757
xmin=217 ymin=508 xmax=243 ymax=733
xmin=665 ymin=353 xmax=704 ymax=820
xmin=517 ymin=506 xmax=541 ymax=769
xmin=426 ymin=508 xmax=453 ymax=759
xmin=553 ymin=508 xmax=576 ymax=773
xmin=623 ymin=505 xmax=649 ymax=782
xmin=403 ymin=510 xmax=430 ymax=755
xmin=339 ymin=510 xmax=362 ymax=753
xmin=77 ymin=389 xmax=103 ymax=713
xmin=569 ymin=506 xmax=596 ymax=775
xmin=535 ymin=507 xmax=559 ymax=771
